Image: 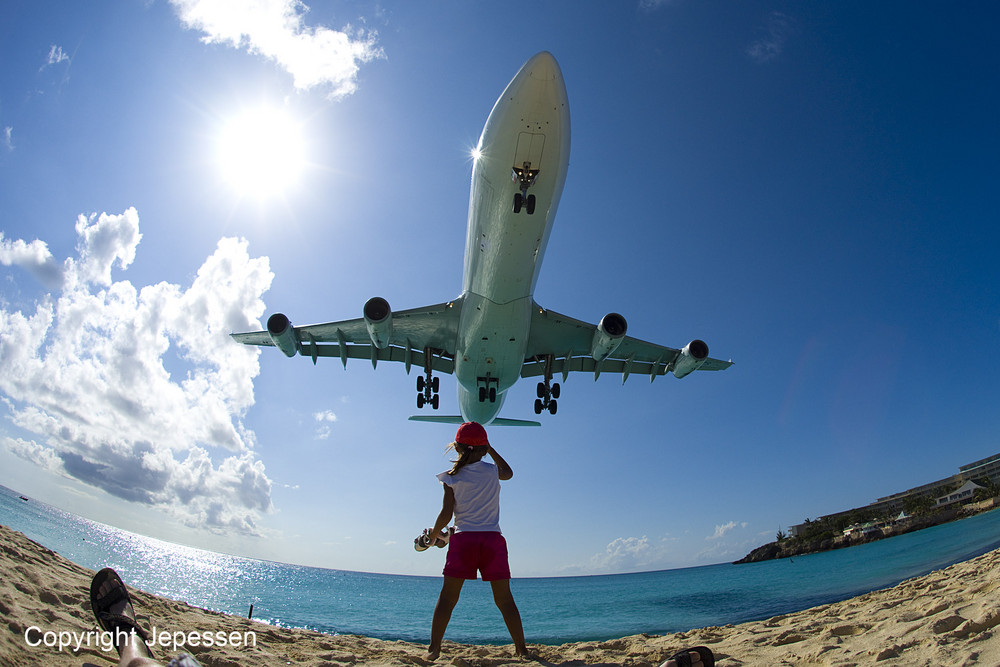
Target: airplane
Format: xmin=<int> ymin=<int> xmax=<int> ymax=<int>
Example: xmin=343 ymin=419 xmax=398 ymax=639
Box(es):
xmin=231 ymin=51 xmax=732 ymax=426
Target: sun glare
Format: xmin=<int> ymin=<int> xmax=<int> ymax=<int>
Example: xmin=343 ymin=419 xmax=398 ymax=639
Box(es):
xmin=217 ymin=106 xmax=307 ymax=199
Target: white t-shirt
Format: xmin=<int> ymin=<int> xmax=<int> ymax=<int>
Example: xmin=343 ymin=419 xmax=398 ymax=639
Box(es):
xmin=436 ymin=460 xmax=502 ymax=533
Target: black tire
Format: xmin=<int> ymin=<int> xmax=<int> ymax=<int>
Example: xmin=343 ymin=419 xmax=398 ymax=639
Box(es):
xmin=479 ymin=387 xmax=487 ymax=402
xmin=534 ymin=399 xmax=543 ymax=414
xmin=417 ymin=376 xmax=425 ymax=392
xmin=537 ymin=382 xmax=546 ymax=398
xmin=552 ymin=383 xmax=561 ymax=399
xmin=431 ymin=394 xmax=439 ymax=410
xmin=513 ymin=193 xmax=523 ymax=213
xmin=489 ymin=387 xmax=497 ymax=403
xmin=526 ymin=194 xmax=536 ymax=215
xmin=549 ymin=399 xmax=558 ymax=415
xmin=417 ymin=394 xmax=425 ymax=408
xmin=431 ymin=377 xmax=440 ymax=393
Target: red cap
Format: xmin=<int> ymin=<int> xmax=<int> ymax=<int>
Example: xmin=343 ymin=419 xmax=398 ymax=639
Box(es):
xmin=455 ymin=422 xmax=489 ymax=447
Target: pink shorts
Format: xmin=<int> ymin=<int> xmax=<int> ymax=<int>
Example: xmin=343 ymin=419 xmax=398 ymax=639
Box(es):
xmin=443 ymin=531 xmax=511 ymax=581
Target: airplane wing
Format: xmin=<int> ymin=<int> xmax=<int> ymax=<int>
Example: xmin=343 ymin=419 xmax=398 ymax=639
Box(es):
xmin=231 ymin=299 xmax=463 ymax=374
xmin=521 ymin=304 xmax=733 ymax=382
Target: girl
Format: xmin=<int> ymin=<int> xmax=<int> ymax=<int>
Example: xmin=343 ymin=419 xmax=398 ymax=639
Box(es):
xmin=424 ymin=421 xmax=529 ymax=660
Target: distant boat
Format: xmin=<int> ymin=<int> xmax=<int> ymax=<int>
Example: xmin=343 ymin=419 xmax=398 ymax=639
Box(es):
xmin=19 ymin=496 xmax=28 ymax=502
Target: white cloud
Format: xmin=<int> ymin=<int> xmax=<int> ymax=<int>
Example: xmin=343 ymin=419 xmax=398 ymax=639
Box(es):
xmin=0 ymin=233 xmax=64 ymax=290
xmin=2 ymin=126 xmax=12 ymax=151
xmin=170 ymin=0 xmax=383 ymax=98
xmin=709 ymin=520 xmax=748 ymax=540
xmin=72 ymin=209 xmax=141 ymax=286
xmin=314 ymin=410 xmax=337 ymax=422
xmin=746 ymin=12 xmax=796 ymax=64
xmin=0 ymin=209 xmax=276 ymax=535
xmin=46 ymin=45 xmax=70 ymax=66
xmin=3 ymin=436 xmax=63 ymax=473
xmin=589 ymin=536 xmax=654 ymax=572
xmin=314 ymin=409 xmax=337 ymax=439
xmin=582 ymin=523 xmax=761 ymax=573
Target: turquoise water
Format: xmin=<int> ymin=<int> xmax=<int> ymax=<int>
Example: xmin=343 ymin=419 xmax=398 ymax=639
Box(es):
xmin=3 ymin=484 xmax=1000 ymax=644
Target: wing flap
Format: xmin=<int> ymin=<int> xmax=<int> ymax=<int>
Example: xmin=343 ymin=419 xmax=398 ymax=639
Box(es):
xmin=303 ymin=341 xmax=455 ymax=373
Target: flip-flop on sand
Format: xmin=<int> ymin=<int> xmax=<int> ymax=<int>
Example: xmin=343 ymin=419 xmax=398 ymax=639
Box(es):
xmin=662 ymin=645 xmax=715 ymax=667
xmin=89 ymin=567 xmax=154 ymax=658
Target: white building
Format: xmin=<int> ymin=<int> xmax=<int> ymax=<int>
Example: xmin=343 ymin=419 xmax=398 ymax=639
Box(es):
xmin=935 ymin=480 xmax=984 ymax=507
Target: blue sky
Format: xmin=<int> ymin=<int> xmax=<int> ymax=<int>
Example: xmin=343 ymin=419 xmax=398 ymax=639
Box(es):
xmin=1 ymin=1 xmax=998 ymax=577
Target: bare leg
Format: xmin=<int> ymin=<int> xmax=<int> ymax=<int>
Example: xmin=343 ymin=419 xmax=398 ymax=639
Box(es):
xmin=119 ymin=643 xmax=160 ymax=667
xmin=489 ymin=579 xmax=529 ymax=657
xmin=427 ymin=576 xmax=465 ymax=660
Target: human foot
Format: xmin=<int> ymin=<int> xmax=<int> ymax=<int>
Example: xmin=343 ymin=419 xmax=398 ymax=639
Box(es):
xmin=89 ymin=568 xmax=153 ymax=658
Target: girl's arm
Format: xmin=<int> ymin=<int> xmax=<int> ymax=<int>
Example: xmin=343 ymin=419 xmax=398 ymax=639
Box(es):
xmin=488 ymin=446 xmax=514 ymax=480
xmin=430 ymin=484 xmax=456 ymax=536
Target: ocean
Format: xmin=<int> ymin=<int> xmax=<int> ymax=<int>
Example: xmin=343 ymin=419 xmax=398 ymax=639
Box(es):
xmin=3 ymin=483 xmax=1000 ymax=645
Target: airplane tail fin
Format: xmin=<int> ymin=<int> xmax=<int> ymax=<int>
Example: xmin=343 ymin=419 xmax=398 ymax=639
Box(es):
xmin=408 ymin=416 xmax=541 ymax=427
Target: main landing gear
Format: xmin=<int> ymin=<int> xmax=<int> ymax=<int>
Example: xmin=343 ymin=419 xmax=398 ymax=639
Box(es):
xmin=512 ymin=161 xmax=539 ymax=214
xmin=416 ymin=347 xmax=440 ymax=410
xmin=533 ymin=354 xmax=559 ymax=415
xmin=478 ymin=377 xmax=499 ymax=403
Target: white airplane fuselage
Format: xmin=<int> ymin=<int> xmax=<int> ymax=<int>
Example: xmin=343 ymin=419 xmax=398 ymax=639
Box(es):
xmin=454 ymin=52 xmax=570 ymax=424
xmin=232 ymin=51 xmax=730 ymax=421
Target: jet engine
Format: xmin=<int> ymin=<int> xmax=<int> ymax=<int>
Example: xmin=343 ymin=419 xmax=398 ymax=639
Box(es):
xmin=590 ymin=313 xmax=628 ymax=361
xmin=364 ymin=297 xmax=393 ymax=349
xmin=267 ymin=313 xmax=299 ymax=357
xmin=672 ymin=340 xmax=709 ymax=378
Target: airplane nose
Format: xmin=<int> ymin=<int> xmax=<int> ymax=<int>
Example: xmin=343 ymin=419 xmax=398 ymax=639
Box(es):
xmin=525 ymin=51 xmax=561 ymax=82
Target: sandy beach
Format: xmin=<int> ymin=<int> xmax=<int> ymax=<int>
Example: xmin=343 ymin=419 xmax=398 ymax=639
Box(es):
xmin=2 ymin=524 xmax=999 ymax=666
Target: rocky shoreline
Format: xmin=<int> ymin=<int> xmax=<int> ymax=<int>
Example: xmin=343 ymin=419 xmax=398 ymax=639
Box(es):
xmin=735 ymin=500 xmax=999 ymax=564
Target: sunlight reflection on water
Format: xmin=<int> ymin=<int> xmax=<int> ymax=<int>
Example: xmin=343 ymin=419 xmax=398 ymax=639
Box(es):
xmin=3 ymin=486 xmax=1000 ymax=644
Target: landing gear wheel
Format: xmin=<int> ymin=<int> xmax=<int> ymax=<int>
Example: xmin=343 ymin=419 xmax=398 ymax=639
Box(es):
xmin=479 ymin=387 xmax=487 ymax=403
xmin=526 ymin=194 xmax=536 ymax=215
xmin=513 ymin=193 xmax=523 ymax=213
xmin=532 ymin=354 xmax=562 ymax=416
xmin=417 ymin=347 xmax=439 ymax=410
xmin=489 ymin=387 xmax=497 ymax=403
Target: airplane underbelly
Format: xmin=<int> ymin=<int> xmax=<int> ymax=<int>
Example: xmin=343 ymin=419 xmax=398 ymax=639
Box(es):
xmin=454 ymin=294 xmax=531 ymax=395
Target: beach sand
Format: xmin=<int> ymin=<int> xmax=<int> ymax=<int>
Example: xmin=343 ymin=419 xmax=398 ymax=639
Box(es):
xmin=2 ymin=524 xmax=999 ymax=666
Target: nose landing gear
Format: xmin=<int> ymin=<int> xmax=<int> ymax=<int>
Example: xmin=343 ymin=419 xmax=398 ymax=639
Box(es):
xmin=512 ymin=161 xmax=539 ymax=214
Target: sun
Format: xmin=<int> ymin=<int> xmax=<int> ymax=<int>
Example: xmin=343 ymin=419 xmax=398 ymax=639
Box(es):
xmin=216 ymin=106 xmax=307 ymax=199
